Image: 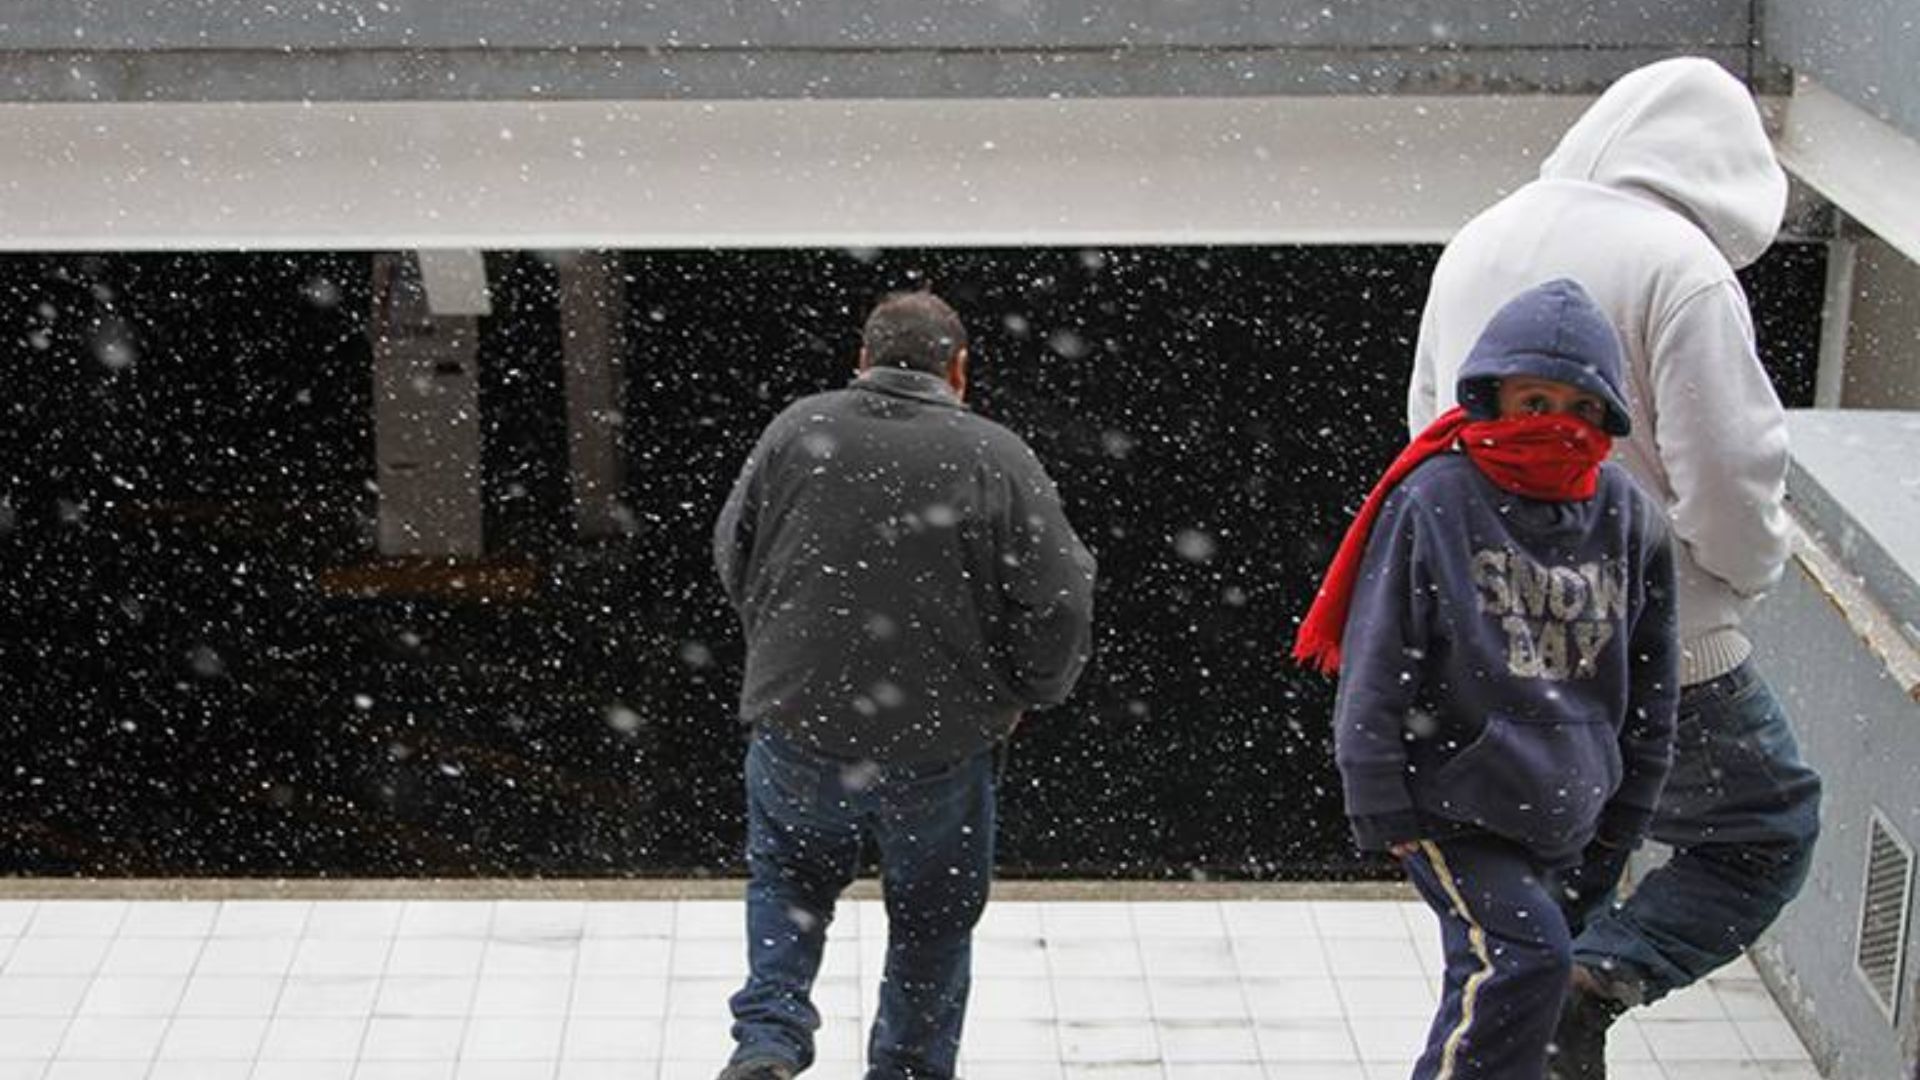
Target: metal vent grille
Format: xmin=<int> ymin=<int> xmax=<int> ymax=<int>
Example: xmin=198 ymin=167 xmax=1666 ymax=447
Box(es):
xmin=1855 ymin=809 xmax=1916 ymax=1023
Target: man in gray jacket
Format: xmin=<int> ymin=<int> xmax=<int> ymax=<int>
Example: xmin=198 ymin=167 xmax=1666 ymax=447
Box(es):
xmin=1406 ymin=57 xmax=1823 ymax=1078
xmin=713 ymin=290 xmax=1096 ymax=1080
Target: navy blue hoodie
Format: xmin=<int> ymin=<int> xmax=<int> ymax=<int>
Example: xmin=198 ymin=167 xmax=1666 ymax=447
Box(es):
xmin=1333 ymin=279 xmax=1679 ymax=865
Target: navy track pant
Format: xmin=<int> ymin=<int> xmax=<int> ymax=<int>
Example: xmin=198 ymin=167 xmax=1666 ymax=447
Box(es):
xmin=1403 ymin=834 xmax=1573 ymax=1079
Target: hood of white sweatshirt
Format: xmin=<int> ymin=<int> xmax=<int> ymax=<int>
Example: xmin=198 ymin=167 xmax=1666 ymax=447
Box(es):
xmin=1540 ymin=57 xmax=1786 ymax=269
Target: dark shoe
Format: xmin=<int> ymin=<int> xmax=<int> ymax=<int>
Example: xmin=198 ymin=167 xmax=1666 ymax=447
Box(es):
xmin=716 ymin=1059 xmax=798 ymax=1080
xmin=1546 ymin=970 xmax=1628 ymax=1080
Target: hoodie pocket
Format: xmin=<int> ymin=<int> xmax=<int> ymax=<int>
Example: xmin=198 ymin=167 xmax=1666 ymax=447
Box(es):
xmin=1430 ymin=712 xmax=1622 ymax=853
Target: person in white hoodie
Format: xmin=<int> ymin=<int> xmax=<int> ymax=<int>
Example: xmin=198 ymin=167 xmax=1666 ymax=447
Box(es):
xmin=1405 ymin=57 xmax=1823 ymax=1079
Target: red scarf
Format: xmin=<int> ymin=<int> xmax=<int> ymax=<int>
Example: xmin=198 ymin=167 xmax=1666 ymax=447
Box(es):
xmin=1291 ymin=407 xmax=1613 ymax=674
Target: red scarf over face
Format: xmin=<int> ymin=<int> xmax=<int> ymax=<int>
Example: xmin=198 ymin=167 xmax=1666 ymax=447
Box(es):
xmin=1291 ymin=407 xmax=1614 ymax=674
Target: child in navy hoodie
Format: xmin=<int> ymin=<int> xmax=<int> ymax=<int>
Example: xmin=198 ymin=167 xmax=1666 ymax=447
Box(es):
xmin=1295 ymin=278 xmax=1679 ymax=1079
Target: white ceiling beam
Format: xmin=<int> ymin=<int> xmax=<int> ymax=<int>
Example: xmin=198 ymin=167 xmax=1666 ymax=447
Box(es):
xmin=0 ymin=96 xmax=1595 ymax=251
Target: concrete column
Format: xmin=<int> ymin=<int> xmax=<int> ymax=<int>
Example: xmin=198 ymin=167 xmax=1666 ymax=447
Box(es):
xmin=1840 ymin=234 xmax=1920 ymax=410
xmin=1814 ymin=228 xmax=1856 ymax=409
xmin=556 ymin=252 xmax=630 ymax=540
xmin=370 ymin=253 xmax=486 ymax=558
xmin=417 ymin=249 xmax=493 ymax=318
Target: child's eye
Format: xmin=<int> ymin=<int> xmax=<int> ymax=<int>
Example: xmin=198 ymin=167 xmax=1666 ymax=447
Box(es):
xmin=1523 ymin=396 xmax=1552 ymax=414
xmin=1574 ymin=402 xmax=1606 ymax=425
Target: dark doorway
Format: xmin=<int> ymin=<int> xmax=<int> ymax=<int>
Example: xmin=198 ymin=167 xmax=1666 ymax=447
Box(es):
xmin=0 ymin=245 xmax=1826 ymax=878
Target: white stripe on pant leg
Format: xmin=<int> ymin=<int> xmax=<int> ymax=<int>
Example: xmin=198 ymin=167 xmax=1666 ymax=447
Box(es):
xmin=1420 ymin=839 xmax=1495 ymax=1080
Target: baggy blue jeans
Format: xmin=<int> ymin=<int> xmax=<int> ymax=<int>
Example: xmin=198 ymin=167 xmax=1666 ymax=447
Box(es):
xmin=1556 ymin=661 xmax=1823 ymax=1002
xmin=1405 ymin=834 xmax=1573 ymax=1079
xmin=728 ymin=729 xmax=995 ymax=1080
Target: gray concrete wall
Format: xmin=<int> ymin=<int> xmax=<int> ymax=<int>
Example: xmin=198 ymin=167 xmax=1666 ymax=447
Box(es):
xmin=1747 ymin=549 xmax=1920 ymax=1079
xmin=1744 ymin=411 xmax=1920 ymax=1079
xmin=0 ymin=1 xmax=1759 ymax=101
xmin=1763 ymin=0 xmax=1920 ymax=145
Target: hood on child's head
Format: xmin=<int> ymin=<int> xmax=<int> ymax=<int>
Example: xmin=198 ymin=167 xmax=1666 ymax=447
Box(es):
xmin=1456 ymin=278 xmax=1632 ymax=436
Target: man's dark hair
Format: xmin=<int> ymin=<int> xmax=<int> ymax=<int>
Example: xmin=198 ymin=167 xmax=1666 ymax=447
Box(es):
xmin=862 ymin=291 xmax=968 ymax=375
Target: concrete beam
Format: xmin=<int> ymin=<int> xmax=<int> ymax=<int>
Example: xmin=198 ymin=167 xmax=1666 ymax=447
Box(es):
xmin=0 ymin=45 xmax=1761 ymax=103
xmin=1763 ymin=0 xmax=1920 ymax=148
xmin=1776 ymin=76 xmax=1920 ymax=267
xmin=0 ymin=1 xmax=1752 ymax=53
xmin=0 ymin=95 xmax=1597 ymax=250
xmin=0 ymin=2 xmax=1760 ymax=103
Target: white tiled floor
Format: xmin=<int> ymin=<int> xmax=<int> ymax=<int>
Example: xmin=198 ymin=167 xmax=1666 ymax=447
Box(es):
xmin=0 ymin=896 xmax=1822 ymax=1079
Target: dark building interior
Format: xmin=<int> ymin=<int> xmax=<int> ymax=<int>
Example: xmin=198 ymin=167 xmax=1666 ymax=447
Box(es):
xmin=0 ymin=245 xmax=1826 ymax=879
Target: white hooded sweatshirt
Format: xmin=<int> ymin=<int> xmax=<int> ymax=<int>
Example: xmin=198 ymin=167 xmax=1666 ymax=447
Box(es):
xmin=1407 ymin=56 xmax=1791 ymax=687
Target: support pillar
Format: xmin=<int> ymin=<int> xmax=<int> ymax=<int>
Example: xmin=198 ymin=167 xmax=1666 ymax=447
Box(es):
xmin=370 ymin=253 xmax=486 ymax=558
xmin=556 ymin=252 xmax=631 ymax=541
xmin=1814 ymin=219 xmax=1857 ymax=409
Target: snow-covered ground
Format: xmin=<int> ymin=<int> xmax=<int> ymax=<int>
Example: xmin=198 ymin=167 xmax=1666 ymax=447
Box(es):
xmin=0 ymin=896 xmax=1819 ymax=1079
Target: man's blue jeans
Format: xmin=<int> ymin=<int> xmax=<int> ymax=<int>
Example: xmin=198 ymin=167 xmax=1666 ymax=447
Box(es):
xmin=1557 ymin=662 xmax=1823 ymax=1002
xmin=728 ymin=729 xmax=995 ymax=1080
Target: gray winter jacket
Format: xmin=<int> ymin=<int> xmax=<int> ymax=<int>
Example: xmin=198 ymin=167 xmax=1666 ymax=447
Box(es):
xmin=715 ymin=366 xmax=1096 ymax=764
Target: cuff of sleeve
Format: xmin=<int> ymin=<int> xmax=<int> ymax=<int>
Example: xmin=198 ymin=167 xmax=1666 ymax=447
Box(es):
xmin=1597 ymin=805 xmax=1654 ymax=847
xmin=1350 ymin=811 xmax=1423 ymax=853
xmin=1680 ymin=629 xmax=1751 ymax=686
